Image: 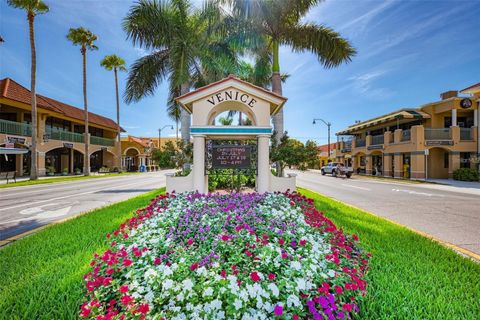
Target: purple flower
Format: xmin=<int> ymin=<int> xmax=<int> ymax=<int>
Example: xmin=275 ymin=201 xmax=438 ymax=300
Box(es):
xmin=274 ymin=305 xmax=283 ymax=316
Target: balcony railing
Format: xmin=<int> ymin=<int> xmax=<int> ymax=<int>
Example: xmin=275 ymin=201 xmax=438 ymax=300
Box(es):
xmin=401 ymin=129 xmax=411 ymax=142
xmin=460 ymin=128 xmax=473 ymax=141
xmin=355 ymin=138 xmax=366 ymax=147
xmin=371 ymin=135 xmax=384 ymax=145
xmin=91 ymin=135 xmax=115 ymax=146
xmin=47 ymin=129 xmax=84 ymax=143
xmin=0 ymin=119 xmax=32 ymax=136
xmin=425 ymin=128 xmax=451 ymax=140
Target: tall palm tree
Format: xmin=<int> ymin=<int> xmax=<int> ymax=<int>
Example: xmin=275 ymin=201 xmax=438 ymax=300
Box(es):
xmin=67 ymin=27 xmax=98 ymax=176
xmin=224 ymin=0 xmax=356 ymax=142
xmin=100 ymin=54 xmax=127 ymax=168
xmin=7 ymin=0 xmax=49 ymax=180
xmin=123 ymin=0 xmax=232 ymax=143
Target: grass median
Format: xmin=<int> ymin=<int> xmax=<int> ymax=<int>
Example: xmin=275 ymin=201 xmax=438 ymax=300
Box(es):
xmin=0 ymin=172 xmax=141 ymax=189
xmin=299 ymin=188 xmax=480 ymax=319
xmin=0 ymin=188 xmax=165 ymax=320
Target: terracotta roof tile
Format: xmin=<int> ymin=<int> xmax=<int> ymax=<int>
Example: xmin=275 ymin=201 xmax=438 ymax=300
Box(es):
xmin=460 ymin=82 xmax=480 ymax=94
xmin=0 ymin=77 xmax=122 ymax=131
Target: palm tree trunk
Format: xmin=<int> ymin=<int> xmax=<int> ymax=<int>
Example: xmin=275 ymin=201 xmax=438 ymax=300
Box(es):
xmin=175 ymin=119 xmax=179 ymax=141
xmin=114 ymin=67 xmax=121 ymax=170
xmin=180 ymin=82 xmax=190 ymax=143
xmin=82 ymin=46 xmax=90 ymax=176
xmin=271 ymin=40 xmax=284 ymax=177
xmin=28 ymin=13 xmax=38 ymax=180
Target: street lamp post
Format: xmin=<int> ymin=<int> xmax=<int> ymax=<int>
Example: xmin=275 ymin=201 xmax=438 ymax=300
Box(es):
xmin=158 ymin=125 xmax=174 ymax=150
xmin=313 ymin=118 xmax=332 ymax=162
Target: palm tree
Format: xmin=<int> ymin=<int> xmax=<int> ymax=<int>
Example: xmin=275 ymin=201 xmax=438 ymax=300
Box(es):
xmin=7 ymin=0 xmax=49 ymax=180
xmin=100 ymin=54 xmax=127 ymax=168
xmin=67 ymin=27 xmax=98 ymax=176
xmin=218 ymin=116 xmax=233 ymax=126
xmin=224 ymin=0 xmax=356 ymax=142
xmin=123 ymin=0 xmax=233 ymax=143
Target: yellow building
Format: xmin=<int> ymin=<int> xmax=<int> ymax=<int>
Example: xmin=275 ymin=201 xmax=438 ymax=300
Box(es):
xmin=0 ymin=78 xmax=122 ymax=176
xmin=336 ymin=84 xmax=480 ymax=179
xmin=121 ymin=136 xmax=178 ymax=172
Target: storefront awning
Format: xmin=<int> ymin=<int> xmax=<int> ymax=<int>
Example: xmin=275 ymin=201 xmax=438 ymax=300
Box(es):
xmin=0 ymin=147 xmax=29 ymax=155
xmin=337 ymin=109 xmax=430 ymax=135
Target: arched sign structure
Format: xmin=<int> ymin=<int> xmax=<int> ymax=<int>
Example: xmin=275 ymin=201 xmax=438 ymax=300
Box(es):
xmin=166 ymin=75 xmax=296 ymax=193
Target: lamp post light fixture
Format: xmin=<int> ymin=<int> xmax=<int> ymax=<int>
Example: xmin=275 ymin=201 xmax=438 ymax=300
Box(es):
xmin=158 ymin=125 xmax=174 ymax=149
xmin=313 ymin=118 xmax=332 ymax=162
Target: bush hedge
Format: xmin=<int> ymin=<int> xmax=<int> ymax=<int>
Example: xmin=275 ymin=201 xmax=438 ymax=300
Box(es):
xmin=453 ymin=168 xmax=479 ymax=181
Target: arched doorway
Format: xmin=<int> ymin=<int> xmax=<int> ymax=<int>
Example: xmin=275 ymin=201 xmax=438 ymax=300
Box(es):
xmin=90 ymin=150 xmax=103 ymax=172
xmin=370 ymin=151 xmax=383 ymax=176
xmin=427 ymin=147 xmax=449 ymax=179
xmin=45 ymin=147 xmax=71 ymax=174
xmin=124 ymin=148 xmax=139 ymax=172
xmin=353 ymin=152 xmax=366 ymax=174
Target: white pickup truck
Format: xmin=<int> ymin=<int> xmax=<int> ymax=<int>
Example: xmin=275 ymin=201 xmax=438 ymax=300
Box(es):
xmin=320 ymin=162 xmax=353 ymax=178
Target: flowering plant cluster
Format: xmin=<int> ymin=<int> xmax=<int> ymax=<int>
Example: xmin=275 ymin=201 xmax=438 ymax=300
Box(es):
xmin=81 ymin=192 xmax=370 ymax=320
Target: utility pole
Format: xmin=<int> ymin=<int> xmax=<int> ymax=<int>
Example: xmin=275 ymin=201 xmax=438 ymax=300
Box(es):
xmin=313 ymin=118 xmax=332 ymax=162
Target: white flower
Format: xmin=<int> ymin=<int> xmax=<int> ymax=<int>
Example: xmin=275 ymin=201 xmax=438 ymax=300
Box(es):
xmin=234 ymin=299 xmax=243 ymax=309
xmin=296 ymin=278 xmax=306 ymax=291
xmin=163 ymin=279 xmax=174 ymax=290
xmin=203 ymin=287 xmax=213 ymax=297
xmin=287 ymin=294 xmax=301 ymax=308
xmin=211 ymin=299 xmax=222 ymax=310
xmin=182 ymin=279 xmax=194 ymax=292
xmin=290 ymin=261 xmax=302 ymax=271
xmin=267 ymin=283 xmax=279 ymax=297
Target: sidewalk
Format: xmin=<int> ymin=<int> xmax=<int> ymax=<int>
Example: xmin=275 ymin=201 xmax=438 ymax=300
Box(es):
xmin=426 ymin=178 xmax=480 ymax=189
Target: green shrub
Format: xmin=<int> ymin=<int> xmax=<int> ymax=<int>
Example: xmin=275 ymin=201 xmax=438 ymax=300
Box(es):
xmin=208 ymin=169 xmax=255 ymax=191
xmin=453 ymin=168 xmax=479 ymax=181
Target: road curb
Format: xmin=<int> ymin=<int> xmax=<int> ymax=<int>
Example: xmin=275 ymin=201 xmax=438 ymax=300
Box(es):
xmin=299 ymin=188 xmax=480 ymax=263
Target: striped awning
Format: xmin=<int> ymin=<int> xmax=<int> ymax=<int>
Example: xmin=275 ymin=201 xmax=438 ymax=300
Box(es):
xmin=0 ymin=147 xmax=29 ymax=155
xmin=337 ymin=109 xmax=430 ymax=135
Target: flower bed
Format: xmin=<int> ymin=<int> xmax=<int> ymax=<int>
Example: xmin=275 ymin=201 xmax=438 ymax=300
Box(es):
xmin=81 ymin=192 xmax=370 ymax=319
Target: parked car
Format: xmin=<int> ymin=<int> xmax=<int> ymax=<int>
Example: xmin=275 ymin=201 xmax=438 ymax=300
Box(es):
xmin=321 ymin=162 xmax=353 ymax=178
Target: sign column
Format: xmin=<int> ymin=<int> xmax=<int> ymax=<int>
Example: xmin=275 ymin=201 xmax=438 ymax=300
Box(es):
xmin=193 ymin=135 xmax=206 ymax=193
xmin=257 ymin=135 xmax=270 ymax=193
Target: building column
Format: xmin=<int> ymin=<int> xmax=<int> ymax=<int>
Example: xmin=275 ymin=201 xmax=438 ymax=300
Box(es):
xmin=365 ymin=154 xmax=372 ymax=175
xmin=410 ymin=152 xmax=425 ymax=180
xmin=193 ymin=135 xmax=206 ymax=193
xmin=476 ymin=102 xmax=480 ymax=157
xmin=257 ymin=135 xmax=270 ymax=193
xmin=394 ymin=153 xmax=403 ymax=178
xmin=449 ymin=152 xmax=460 ymax=179
xmin=452 ymin=108 xmax=457 ymax=127
xmin=383 ymin=154 xmax=392 ymax=177
xmin=70 ymin=148 xmax=74 ymax=173
xmin=38 ymin=151 xmax=46 ymax=176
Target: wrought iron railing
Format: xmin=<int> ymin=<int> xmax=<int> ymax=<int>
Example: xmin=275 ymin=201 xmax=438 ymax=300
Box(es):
xmin=425 ymin=128 xmax=451 ymax=140
xmin=355 ymin=138 xmax=366 ymax=147
xmin=371 ymin=135 xmax=384 ymax=145
xmin=46 ymin=129 xmax=84 ymax=143
xmin=0 ymin=119 xmax=32 ymax=136
xmin=401 ymin=129 xmax=411 ymax=142
xmin=90 ymin=135 xmax=115 ymax=146
xmin=460 ymin=128 xmax=473 ymax=141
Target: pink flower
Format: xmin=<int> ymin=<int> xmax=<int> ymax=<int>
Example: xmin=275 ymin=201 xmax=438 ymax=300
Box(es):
xmin=268 ymin=273 xmax=276 ymax=281
xmin=281 ymin=252 xmax=288 ymax=259
xmin=293 ymin=315 xmax=299 ymax=320
xmin=119 ymin=285 xmax=129 ymax=293
xmin=250 ymin=272 xmax=261 ymax=282
xmin=278 ymin=238 xmax=285 ymax=246
xmin=221 ymin=234 xmax=230 ymax=241
xmin=154 ymin=257 xmax=161 ymax=265
xmin=136 ymin=303 xmax=150 ymax=314
xmin=343 ymin=303 xmax=353 ymax=312
xmin=123 ymin=259 xmax=132 ymax=267
xmin=187 ymin=238 xmax=194 ymax=245
xmin=299 ymin=239 xmax=307 ymax=246
xmin=80 ymin=307 xmax=91 ymax=317
xmin=274 ymin=305 xmax=283 ymax=316
xmin=221 ymin=270 xmax=227 ymax=278
xmin=190 ymin=263 xmax=198 ymax=271
xmin=120 ymin=295 xmax=133 ymax=306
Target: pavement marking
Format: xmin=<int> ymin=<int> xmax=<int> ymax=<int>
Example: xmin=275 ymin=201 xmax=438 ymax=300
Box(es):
xmin=391 ymin=188 xmax=444 ymax=197
xmin=0 ymin=178 xmax=164 ymax=212
xmin=341 ymin=184 xmax=371 ymax=191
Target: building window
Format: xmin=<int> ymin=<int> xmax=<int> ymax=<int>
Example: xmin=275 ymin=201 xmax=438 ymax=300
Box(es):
xmin=444 ymin=153 xmax=449 ymax=169
xmin=460 ymin=152 xmax=471 ymax=168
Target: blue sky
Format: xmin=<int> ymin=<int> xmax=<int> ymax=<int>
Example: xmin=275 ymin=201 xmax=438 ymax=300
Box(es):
xmin=1 ymin=0 xmax=479 ymax=144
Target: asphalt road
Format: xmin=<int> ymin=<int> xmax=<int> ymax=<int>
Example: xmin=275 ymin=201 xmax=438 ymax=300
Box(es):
xmin=290 ymin=170 xmax=480 ymax=256
xmin=0 ymin=170 xmax=173 ymax=242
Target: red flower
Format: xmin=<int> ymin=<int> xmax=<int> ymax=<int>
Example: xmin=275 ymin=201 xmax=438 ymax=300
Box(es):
xmin=299 ymin=239 xmax=307 ymax=246
xmin=221 ymin=270 xmax=227 ymax=278
xmin=244 ymin=250 xmax=253 ymax=257
xmin=335 ymin=285 xmax=343 ymax=295
xmin=80 ymin=308 xmax=91 ymax=317
xmin=293 ymin=315 xmax=299 ymax=320
xmin=123 ymin=259 xmax=132 ymax=267
xmin=290 ymin=201 xmax=295 ymax=206
xmin=133 ymin=251 xmax=142 ymax=257
xmin=119 ymin=285 xmax=129 ymax=293
xmin=120 ymin=295 xmax=133 ymax=306
xmin=343 ymin=303 xmax=354 ymax=312
xmin=187 ymin=238 xmax=194 ymax=245
xmin=352 ymin=234 xmax=359 ymax=241
xmin=268 ymin=273 xmax=276 ymax=281
xmin=250 ymin=271 xmax=261 ymax=282
xmin=136 ymin=303 xmax=150 ymax=314
xmin=278 ymin=238 xmax=285 ymax=246
xmin=103 ymin=277 xmax=112 ymax=286
xmin=190 ymin=263 xmax=198 ymax=271
xmin=281 ymin=252 xmax=288 ymax=259
xmin=221 ymin=235 xmax=230 ymax=241
xmin=154 ymin=257 xmax=161 ymax=265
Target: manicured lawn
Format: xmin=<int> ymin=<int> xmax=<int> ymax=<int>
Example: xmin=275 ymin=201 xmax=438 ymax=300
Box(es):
xmin=299 ymin=188 xmax=480 ymax=319
xmin=0 ymin=172 xmax=141 ymax=189
xmin=0 ymin=188 xmax=165 ymax=320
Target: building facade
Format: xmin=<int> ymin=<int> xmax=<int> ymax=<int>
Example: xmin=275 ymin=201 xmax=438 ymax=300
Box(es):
xmin=336 ymin=84 xmax=480 ymax=180
xmin=0 ymin=78 xmax=121 ymax=176
xmin=317 ymin=143 xmax=336 ymax=167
